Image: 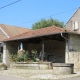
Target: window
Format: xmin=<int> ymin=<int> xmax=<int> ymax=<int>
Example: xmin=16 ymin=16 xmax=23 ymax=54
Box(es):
xmin=73 ymin=21 xmax=79 ymax=31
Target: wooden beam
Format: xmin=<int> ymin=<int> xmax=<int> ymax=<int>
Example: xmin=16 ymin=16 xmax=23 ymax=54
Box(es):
xmin=41 ymin=39 xmax=44 ymax=61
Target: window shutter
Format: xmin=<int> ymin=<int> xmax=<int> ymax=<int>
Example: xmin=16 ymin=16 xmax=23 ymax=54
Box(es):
xmin=73 ymin=21 xmax=79 ymax=31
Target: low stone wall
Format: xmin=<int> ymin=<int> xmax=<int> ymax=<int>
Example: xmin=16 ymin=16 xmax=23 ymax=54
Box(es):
xmin=10 ymin=62 xmax=52 ymax=70
xmin=52 ymin=63 xmax=74 ymax=74
xmin=65 ymin=52 xmax=80 ymax=72
xmin=10 ymin=62 xmax=74 ymax=74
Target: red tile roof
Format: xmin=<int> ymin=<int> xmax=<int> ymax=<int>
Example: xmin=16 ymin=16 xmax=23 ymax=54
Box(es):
xmin=0 ymin=24 xmax=30 ymax=42
xmin=0 ymin=24 xmax=30 ymax=37
xmin=4 ymin=26 xmax=68 ymax=41
xmin=0 ymin=30 xmax=7 ymax=42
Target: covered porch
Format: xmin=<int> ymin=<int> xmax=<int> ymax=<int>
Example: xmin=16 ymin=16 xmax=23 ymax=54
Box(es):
xmin=3 ymin=33 xmax=68 ymax=66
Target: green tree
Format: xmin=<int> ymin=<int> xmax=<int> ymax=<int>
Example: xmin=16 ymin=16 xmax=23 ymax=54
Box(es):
xmin=32 ymin=18 xmax=64 ymax=30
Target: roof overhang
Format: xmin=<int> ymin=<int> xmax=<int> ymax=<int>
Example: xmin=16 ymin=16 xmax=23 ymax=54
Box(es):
xmin=3 ymin=32 xmax=67 ymax=42
xmin=3 ymin=26 xmax=80 ymax=42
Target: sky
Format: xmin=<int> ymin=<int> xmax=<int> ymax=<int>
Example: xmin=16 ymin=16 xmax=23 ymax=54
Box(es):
xmin=0 ymin=0 xmax=80 ymax=29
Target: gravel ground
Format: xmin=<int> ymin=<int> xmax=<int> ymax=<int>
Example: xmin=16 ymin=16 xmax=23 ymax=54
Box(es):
xmin=0 ymin=68 xmax=80 ymax=80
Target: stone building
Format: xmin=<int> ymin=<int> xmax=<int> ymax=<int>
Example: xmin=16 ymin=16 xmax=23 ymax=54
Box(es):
xmin=2 ymin=7 xmax=80 ymax=72
xmin=2 ymin=26 xmax=75 ymax=68
xmin=65 ymin=7 xmax=80 ymax=71
xmin=0 ymin=24 xmax=30 ymax=60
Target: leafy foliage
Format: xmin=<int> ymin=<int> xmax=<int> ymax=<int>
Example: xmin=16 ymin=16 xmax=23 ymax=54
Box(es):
xmin=32 ymin=18 xmax=64 ymax=30
xmin=10 ymin=54 xmax=17 ymax=62
xmin=0 ymin=58 xmax=2 ymax=62
xmin=31 ymin=50 xmax=38 ymax=62
xmin=10 ymin=50 xmax=39 ymax=62
xmin=17 ymin=50 xmax=30 ymax=62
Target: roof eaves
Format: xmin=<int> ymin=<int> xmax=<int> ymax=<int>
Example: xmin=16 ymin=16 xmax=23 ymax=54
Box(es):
xmin=0 ymin=27 xmax=9 ymax=38
xmin=4 ymin=32 xmax=66 ymax=42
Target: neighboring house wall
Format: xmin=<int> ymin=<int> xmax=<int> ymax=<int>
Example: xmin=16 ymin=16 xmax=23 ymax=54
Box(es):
xmin=65 ymin=8 xmax=80 ymax=32
xmin=65 ymin=34 xmax=80 ymax=71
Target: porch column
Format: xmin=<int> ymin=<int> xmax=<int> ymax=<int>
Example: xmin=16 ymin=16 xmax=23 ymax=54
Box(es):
xmin=65 ymin=40 xmax=70 ymax=63
xmin=41 ymin=39 xmax=44 ymax=61
xmin=3 ymin=42 xmax=9 ymax=67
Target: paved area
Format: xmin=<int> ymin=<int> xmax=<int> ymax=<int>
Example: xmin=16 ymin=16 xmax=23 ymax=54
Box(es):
xmin=0 ymin=68 xmax=80 ymax=80
xmin=0 ymin=74 xmax=80 ymax=80
xmin=0 ymin=74 xmax=26 ymax=80
xmin=57 ymin=77 xmax=80 ymax=80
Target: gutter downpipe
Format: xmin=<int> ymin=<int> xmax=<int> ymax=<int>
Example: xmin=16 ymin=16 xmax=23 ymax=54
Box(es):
xmin=61 ymin=33 xmax=69 ymax=60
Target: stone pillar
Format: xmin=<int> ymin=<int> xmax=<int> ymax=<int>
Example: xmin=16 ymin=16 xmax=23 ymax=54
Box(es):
xmin=3 ymin=43 xmax=10 ymax=67
xmin=65 ymin=40 xmax=70 ymax=63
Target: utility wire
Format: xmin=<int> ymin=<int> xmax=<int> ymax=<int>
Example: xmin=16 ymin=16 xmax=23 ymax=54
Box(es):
xmin=20 ymin=7 xmax=77 ymax=25
xmin=0 ymin=0 xmax=21 ymax=10
xmin=0 ymin=1 xmax=77 ymax=26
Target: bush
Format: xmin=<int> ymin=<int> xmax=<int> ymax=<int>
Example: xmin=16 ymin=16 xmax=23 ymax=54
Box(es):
xmin=10 ymin=54 xmax=17 ymax=62
xmin=10 ymin=50 xmax=39 ymax=62
xmin=0 ymin=58 xmax=2 ymax=62
xmin=17 ymin=50 xmax=30 ymax=62
xmin=0 ymin=63 xmax=7 ymax=70
xmin=11 ymin=50 xmax=31 ymax=62
xmin=31 ymin=50 xmax=38 ymax=62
